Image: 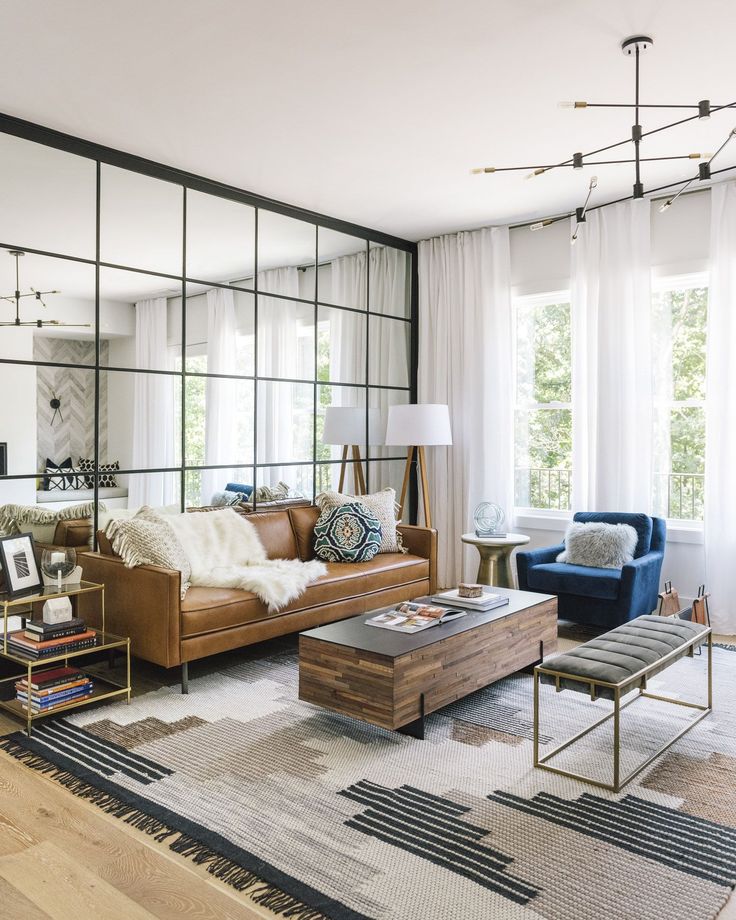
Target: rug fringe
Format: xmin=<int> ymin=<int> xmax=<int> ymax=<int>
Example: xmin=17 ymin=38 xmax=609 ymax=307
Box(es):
xmin=0 ymin=736 xmax=327 ymax=920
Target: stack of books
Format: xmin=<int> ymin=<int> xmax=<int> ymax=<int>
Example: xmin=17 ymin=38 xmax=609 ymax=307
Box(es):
xmin=6 ymin=617 xmax=97 ymax=660
xmin=15 ymin=666 xmax=94 ymax=713
xmin=432 ymin=588 xmax=511 ymax=612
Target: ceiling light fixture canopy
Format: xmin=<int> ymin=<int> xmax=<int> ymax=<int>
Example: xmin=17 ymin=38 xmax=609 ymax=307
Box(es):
xmin=471 ymin=35 xmax=736 ymax=244
xmin=0 ymin=250 xmax=90 ymax=328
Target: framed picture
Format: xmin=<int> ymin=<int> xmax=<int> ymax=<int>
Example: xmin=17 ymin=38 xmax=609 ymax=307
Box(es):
xmin=0 ymin=533 xmax=42 ymax=598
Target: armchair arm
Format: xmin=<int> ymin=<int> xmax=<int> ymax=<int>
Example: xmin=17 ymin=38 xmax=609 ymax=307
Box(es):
xmin=397 ymin=524 xmax=438 ymax=594
xmin=516 ymin=543 xmax=565 ymax=591
xmin=620 ymin=550 xmax=665 ymax=616
xmin=78 ymin=551 xmax=182 ymax=668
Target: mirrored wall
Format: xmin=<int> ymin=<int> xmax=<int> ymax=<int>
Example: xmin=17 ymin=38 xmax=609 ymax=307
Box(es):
xmin=0 ymin=118 xmax=417 ymax=530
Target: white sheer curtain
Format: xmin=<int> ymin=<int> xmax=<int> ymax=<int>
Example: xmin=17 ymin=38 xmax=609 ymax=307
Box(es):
xmin=200 ymin=287 xmax=238 ymax=504
xmin=418 ymin=227 xmax=513 ymax=589
xmin=258 ymin=267 xmax=300 ymax=486
xmin=129 ymin=297 xmax=177 ymax=508
xmin=705 ymin=181 xmax=736 ymax=632
xmin=571 ymin=201 xmax=652 ymax=512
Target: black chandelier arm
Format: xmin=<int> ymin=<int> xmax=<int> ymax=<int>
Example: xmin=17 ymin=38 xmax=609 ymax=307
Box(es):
xmin=474 ymin=153 xmax=709 ymax=173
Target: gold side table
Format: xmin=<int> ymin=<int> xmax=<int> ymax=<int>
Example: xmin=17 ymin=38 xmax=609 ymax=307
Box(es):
xmin=0 ymin=581 xmax=131 ymax=736
xmin=461 ymin=532 xmax=530 ymax=588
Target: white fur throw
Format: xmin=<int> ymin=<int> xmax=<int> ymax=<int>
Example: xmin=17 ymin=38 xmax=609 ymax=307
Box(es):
xmin=166 ymin=508 xmax=326 ymax=612
xmin=557 ymin=521 xmax=638 ymax=569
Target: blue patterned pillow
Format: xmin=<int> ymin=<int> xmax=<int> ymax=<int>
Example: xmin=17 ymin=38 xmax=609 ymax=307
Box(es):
xmin=313 ymin=503 xmax=382 ymax=563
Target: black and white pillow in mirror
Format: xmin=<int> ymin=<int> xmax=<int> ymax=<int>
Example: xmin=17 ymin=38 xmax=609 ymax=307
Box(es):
xmin=44 ymin=456 xmax=83 ymax=491
xmin=78 ymin=457 xmax=120 ymax=489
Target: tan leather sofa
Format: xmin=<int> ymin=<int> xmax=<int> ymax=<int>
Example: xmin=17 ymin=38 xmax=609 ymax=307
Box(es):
xmin=80 ymin=505 xmax=437 ymax=692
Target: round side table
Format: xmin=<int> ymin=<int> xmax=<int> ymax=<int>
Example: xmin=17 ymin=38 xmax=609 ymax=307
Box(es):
xmin=461 ymin=532 xmax=531 ymax=588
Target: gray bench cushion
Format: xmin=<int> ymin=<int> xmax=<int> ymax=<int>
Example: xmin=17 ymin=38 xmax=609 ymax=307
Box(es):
xmin=540 ymin=615 xmax=709 ymax=699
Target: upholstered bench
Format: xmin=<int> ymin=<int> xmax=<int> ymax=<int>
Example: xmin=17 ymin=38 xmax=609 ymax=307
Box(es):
xmin=533 ymin=614 xmax=712 ymax=791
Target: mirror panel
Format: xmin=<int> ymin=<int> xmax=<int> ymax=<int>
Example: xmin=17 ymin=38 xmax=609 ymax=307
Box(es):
xmin=0 ymin=134 xmax=96 ymax=260
xmin=367 ymin=458 xmax=408 ymax=497
xmin=369 ymin=387 xmax=409 ymax=458
xmin=100 ymin=165 xmax=183 ymax=275
xmin=257 ymin=211 xmax=316 ymax=300
xmin=186 ymin=191 xmax=256 ymax=285
xmin=185 ymin=376 xmax=254 ymax=467
xmin=258 ymin=297 xmax=314 ymax=381
xmin=256 ymin=464 xmax=313 ymax=503
xmin=0 ymin=249 xmax=97 ymax=363
xmin=369 ymin=315 xmax=411 ymax=388
xmin=187 ymin=465 xmax=255 ymax=510
xmin=317 ymin=306 xmax=366 ymax=384
xmin=121 ymin=472 xmax=181 ymax=511
xmin=318 ymin=229 xmax=367 ymax=310
xmin=256 ymin=381 xmax=313 ymax=464
xmin=184 ymin=286 xmax=254 ymax=376
xmin=369 ymin=244 xmax=411 ymax=318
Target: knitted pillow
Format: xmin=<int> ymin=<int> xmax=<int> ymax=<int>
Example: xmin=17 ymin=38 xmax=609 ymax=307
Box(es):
xmin=557 ymin=521 xmax=638 ymax=569
xmin=314 ymin=503 xmax=382 ymax=563
xmin=104 ymin=506 xmax=191 ymax=597
xmin=315 ymin=487 xmax=406 ymax=554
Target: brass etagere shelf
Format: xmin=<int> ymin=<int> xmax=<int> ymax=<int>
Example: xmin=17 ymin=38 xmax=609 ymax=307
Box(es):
xmin=0 ymin=581 xmax=130 ymax=735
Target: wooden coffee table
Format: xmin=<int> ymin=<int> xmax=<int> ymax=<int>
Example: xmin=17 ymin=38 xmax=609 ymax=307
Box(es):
xmin=298 ymin=587 xmax=557 ymax=739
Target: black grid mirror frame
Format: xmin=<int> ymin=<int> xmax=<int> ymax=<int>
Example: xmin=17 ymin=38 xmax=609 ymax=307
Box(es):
xmin=0 ymin=113 xmax=418 ymax=539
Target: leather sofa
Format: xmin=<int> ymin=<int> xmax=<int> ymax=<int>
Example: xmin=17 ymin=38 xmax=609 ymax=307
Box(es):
xmin=79 ymin=505 xmax=437 ymax=691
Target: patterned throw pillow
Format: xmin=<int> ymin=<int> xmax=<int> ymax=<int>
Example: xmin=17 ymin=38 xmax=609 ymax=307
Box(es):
xmin=44 ymin=456 xmax=77 ymax=491
xmin=78 ymin=457 xmax=120 ymax=489
xmin=104 ymin=506 xmax=191 ymax=597
xmin=315 ymin=487 xmax=406 ymax=554
xmin=313 ymin=503 xmax=382 ymax=563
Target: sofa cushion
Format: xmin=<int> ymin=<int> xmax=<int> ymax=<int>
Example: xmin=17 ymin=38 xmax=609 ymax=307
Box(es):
xmin=247 ymin=510 xmax=298 ymax=560
xmin=526 ymin=562 xmax=622 ymax=601
xmin=573 ymin=512 xmax=653 ymax=559
xmin=314 ymin=503 xmax=382 ymax=563
xmin=290 ymin=506 xmax=320 ymax=560
xmin=180 ymin=553 xmax=430 ymax=637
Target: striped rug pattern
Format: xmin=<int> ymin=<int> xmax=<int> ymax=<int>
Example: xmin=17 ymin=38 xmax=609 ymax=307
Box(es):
xmin=1 ymin=639 xmax=734 ymax=920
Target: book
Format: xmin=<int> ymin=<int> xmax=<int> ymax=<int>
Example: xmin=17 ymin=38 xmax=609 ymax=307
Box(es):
xmin=432 ymin=588 xmax=511 ymax=612
xmin=24 ymin=623 xmax=88 ymax=642
xmin=18 ymin=685 xmax=94 ymax=711
xmin=6 ymin=632 xmax=97 ymax=659
xmin=8 ymin=628 xmax=96 ymax=651
xmin=23 ymin=666 xmax=86 ymax=691
xmin=17 ymin=682 xmax=94 ymax=705
xmin=25 ymin=617 xmax=86 ymax=637
xmin=367 ymin=602 xmax=466 ymax=634
xmin=16 ymin=676 xmax=91 ymax=697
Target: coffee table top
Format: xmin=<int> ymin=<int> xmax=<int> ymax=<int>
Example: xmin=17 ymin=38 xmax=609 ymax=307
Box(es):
xmin=300 ymin=586 xmax=554 ymax=659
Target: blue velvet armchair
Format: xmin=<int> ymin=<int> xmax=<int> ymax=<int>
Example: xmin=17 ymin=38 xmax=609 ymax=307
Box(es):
xmin=516 ymin=512 xmax=666 ymax=628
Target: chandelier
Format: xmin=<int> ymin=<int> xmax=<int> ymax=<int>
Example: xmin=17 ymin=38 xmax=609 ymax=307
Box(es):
xmin=472 ymin=36 xmax=736 ymax=243
xmin=0 ymin=250 xmax=90 ymax=328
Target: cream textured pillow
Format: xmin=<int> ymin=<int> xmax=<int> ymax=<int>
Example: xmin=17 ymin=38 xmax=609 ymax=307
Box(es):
xmin=315 ymin=488 xmax=406 ymax=554
xmin=105 ymin=506 xmax=192 ymax=597
xmin=557 ymin=521 xmax=637 ymax=569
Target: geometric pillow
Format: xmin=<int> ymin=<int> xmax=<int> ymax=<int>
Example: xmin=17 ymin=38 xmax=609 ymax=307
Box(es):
xmin=313 ymin=503 xmax=382 ymax=563
xmin=315 ymin=487 xmax=406 ymax=554
xmin=44 ymin=456 xmax=79 ymax=491
xmin=78 ymin=457 xmax=120 ymax=489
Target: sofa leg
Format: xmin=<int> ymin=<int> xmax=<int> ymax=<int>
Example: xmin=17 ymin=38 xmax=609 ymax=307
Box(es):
xmin=181 ymin=662 xmax=189 ymax=694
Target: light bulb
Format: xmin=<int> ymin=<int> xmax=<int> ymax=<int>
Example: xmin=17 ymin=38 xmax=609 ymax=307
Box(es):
xmin=589 ymin=176 xmax=598 ymax=190
xmin=571 ymin=233 xmax=579 ymax=245
xmin=558 ymin=101 xmax=587 ymax=108
xmin=530 ymin=222 xmax=545 ymax=232
xmin=659 ymin=200 xmax=672 ymax=213
xmin=526 ymin=168 xmax=547 ymax=180
xmin=470 ymin=167 xmax=496 ymax=174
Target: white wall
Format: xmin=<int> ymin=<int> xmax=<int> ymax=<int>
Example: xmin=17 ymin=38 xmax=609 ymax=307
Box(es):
xmin=0 ymin=328 xmax=37 ymax=504
xmin=508 ymin=189 xmax=710 ymax=603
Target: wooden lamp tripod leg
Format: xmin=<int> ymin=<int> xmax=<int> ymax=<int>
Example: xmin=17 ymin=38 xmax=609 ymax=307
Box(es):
xmin=397 ymin=446 xmax=415 ymax=522
xmin=338 ymin=445 xmax=349 ymax=493
xmin=351 ymin=445 xmax=366 ymax=495
xmin=417 ymin=446 xmax=431 ymax=529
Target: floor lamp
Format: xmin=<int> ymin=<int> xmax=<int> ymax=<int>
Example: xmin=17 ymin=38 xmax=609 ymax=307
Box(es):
xmin=385 ymin=404 xmax=452 ymax=528
xmin=322 ymin=407 xmax=382 ymax=494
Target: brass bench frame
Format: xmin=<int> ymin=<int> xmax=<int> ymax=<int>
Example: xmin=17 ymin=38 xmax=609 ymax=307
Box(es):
xmin=533 ymin=627 xmax=712 ymax=792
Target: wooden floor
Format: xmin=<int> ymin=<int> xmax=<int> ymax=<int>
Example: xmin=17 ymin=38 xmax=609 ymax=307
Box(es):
xmin=0 ymin=633 xmax=734 ymax=919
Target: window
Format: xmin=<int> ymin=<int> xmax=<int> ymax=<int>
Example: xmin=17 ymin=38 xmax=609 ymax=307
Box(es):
xmin=651 ymin=275 xmax=708 ymax=522
xmin=513 ymin=293 xmax=572 ymax=511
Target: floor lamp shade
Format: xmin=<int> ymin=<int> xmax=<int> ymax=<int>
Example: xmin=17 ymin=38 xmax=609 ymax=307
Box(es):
xmin=323 ymin=407 xmax=383 ymax=446
xmin=385 ymin=404 xmax=452 ymax=528
xmin=385 ymin=404 xmax=452 ymax=447
xmin=322 ymin=406 xmax=382 ymax=495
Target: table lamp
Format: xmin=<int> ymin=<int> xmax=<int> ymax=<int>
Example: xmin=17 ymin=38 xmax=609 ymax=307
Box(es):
xmin=384 ymin=403 xmax=452 ymax=528
xmin=322 ymin=406 xmax=382 ymax=494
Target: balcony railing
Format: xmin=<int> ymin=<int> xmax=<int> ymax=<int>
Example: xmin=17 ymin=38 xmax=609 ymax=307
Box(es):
xmin=515 ymin=467 xmax=571 ymax=511
xmin=516 ymin=467 xmax=704 ymax=521
xmin=654 ymin=471 xmax=704 ymax=521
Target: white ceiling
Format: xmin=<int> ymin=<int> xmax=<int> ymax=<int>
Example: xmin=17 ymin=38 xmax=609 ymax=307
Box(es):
xmin=1 ymin=0 xmax=735 ymax=242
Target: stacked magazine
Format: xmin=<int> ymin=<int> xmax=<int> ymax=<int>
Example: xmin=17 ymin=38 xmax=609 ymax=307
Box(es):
xmin=432 ymin=588 xmax=510 ymax=612
xmin=367 ymin=602 xmax=465 ymax=634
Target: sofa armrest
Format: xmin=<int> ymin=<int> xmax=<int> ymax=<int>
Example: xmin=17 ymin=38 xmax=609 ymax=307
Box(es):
xmin=78 ymin=551 xmax=182 ymax=668
xmin=397 ymin=524 xmax=438 ymax=594
xmin=620 ymin=551 xmax=665 ymax=616
xmin=516 ymin=543 xmax=565 ymax=590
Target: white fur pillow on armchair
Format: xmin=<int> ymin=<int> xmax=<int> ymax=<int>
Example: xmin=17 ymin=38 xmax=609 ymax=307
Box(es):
xmin=557 ymin=521 xmax=638 ymax=569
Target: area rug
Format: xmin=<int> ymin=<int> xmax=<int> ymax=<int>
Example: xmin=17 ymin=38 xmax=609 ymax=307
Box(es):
xmin=2 ymin=640 xmax=734 ymax=920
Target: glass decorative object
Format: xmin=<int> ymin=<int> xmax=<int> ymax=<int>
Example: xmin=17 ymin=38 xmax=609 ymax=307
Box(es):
xmin=41 ymin=548 xmax=78 ymax=592
xmin=473 ymin=502 xmax=505 ymax=537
